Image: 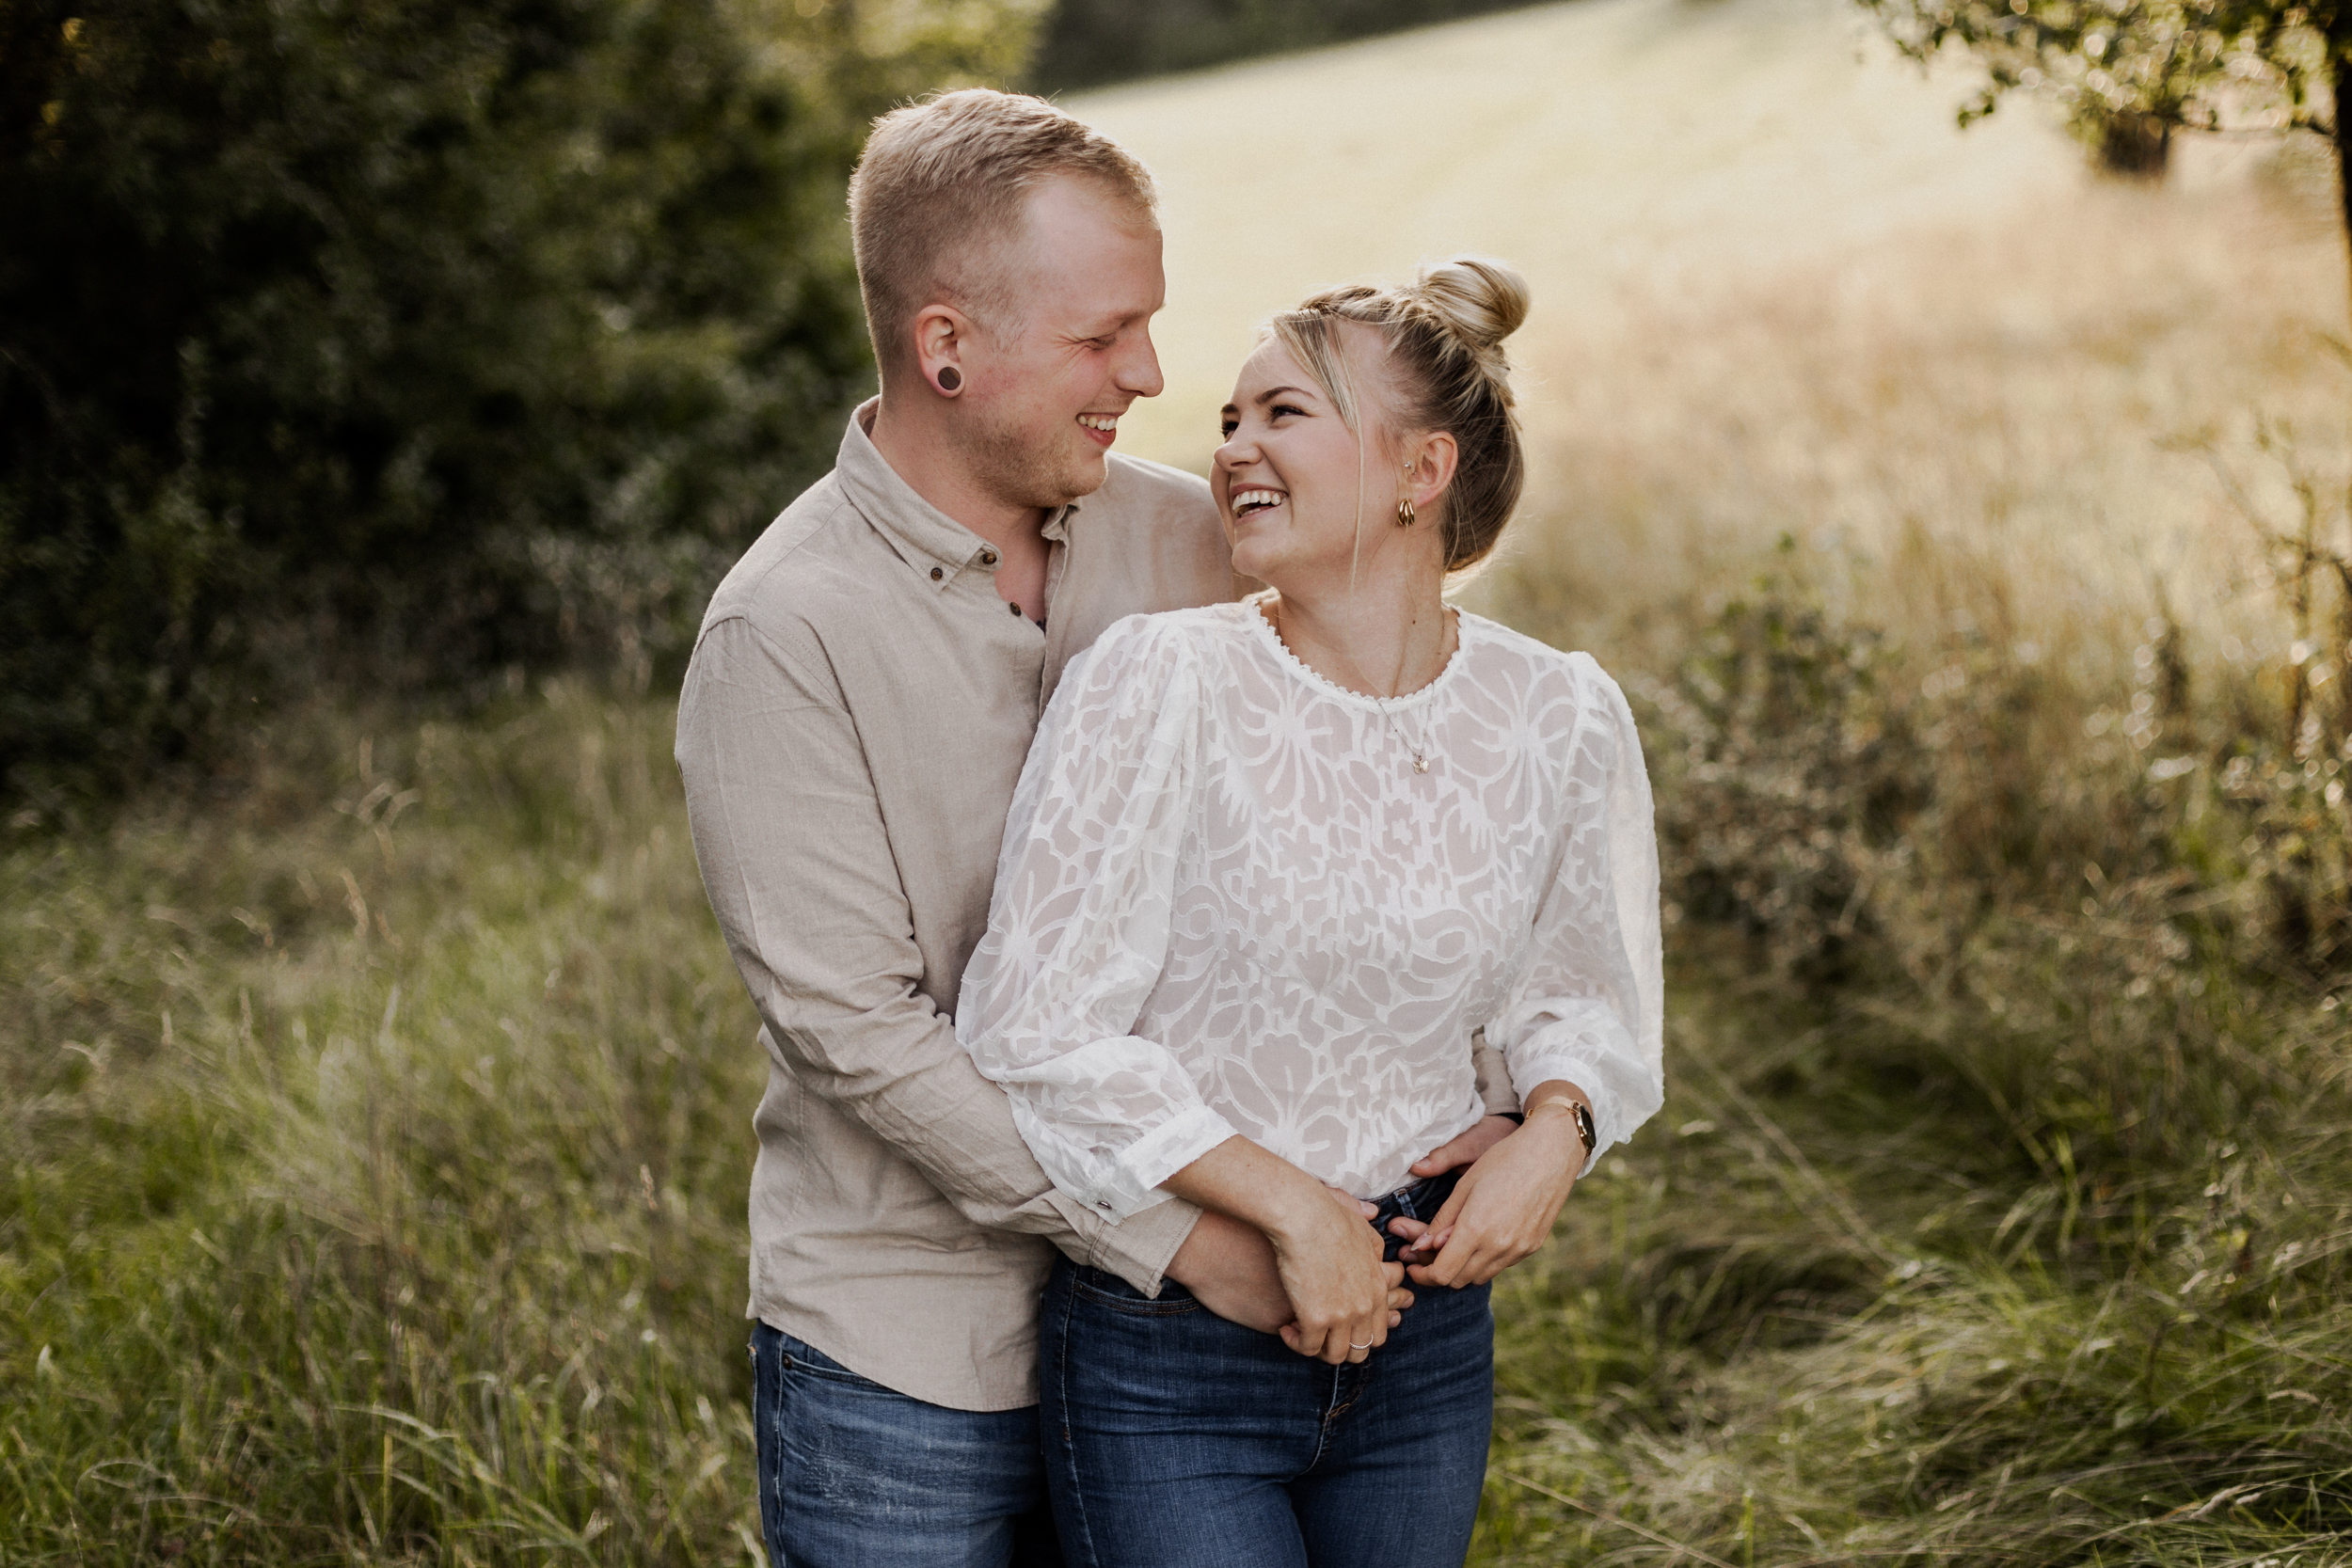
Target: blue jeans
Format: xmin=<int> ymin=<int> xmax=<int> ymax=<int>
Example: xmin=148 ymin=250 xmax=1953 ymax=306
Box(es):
xmin=1040 ymin=1200 xmax=1494 ymax=1568
xmin=749 ymin=1323 xmax=1063 ymax=1568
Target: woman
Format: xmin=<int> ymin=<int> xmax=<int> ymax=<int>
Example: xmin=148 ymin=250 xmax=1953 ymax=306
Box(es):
xmin=957 ymin=257 xmax=1663 ymax=1567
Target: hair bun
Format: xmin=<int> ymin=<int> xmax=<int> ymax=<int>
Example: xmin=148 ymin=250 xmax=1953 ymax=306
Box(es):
xmin=1413 ymin=255 xmax=1530 ymax=353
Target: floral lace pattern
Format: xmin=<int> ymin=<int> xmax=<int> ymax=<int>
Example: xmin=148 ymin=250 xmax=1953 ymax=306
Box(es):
xmin=955 ymin=599 xmax=1664 ymax=1220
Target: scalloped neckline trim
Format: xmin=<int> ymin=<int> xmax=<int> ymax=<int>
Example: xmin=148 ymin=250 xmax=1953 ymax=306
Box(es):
xmin=1239 ymin=594 xmax=1473 ymax=714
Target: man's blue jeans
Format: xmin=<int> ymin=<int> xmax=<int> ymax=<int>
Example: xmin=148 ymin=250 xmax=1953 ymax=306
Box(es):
xmin=1038 ymin=1246 xmax=1494 ymax=1568
xmin=749 ymin=1323 xmax=1062 ymax=1568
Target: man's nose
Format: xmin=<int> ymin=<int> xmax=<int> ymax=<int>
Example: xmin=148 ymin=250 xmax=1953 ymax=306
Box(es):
xmin=1118 ymin=327 xmax=1167 ymax=400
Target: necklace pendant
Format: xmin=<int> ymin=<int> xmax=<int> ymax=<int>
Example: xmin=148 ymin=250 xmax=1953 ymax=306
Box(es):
xmin=1412 ymin=754 xmax=1430 ymax=774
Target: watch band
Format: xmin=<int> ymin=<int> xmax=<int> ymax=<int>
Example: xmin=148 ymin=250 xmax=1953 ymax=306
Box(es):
xmin=1523 ymin=1094 xmax=1597 ymax=1158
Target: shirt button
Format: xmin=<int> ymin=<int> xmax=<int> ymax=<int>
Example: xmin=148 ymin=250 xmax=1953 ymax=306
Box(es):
xmin=979 ymin=548 xmax=998 ymax=566
xmin=929 ymin=566 xmax=944 ymax=581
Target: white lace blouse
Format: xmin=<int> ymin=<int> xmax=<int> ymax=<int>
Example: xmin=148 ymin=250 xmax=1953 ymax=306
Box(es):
xmin=955 ymin=599 xmax=1664 ymax=1221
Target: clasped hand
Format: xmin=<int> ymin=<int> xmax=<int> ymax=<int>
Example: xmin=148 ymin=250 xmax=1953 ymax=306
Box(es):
xmin=1164 ymin=1098 xmax=1586 ymax=1362
xmin=1386 ymin=1101 xmax=1586 ymax=1288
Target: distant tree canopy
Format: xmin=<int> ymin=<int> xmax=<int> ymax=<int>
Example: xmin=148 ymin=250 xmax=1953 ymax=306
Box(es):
xmin=1028 ymin=0 xmax=1544 ymax=90
xmin=1857 ymin=0 xmax=2349 ymax=193
xmin=0 ymin=0 xmax=1041 ymax=798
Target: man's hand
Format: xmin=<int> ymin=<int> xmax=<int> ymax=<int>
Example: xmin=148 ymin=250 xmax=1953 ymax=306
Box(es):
xmin=1406 ymin=1114 xmax=1519 ymax=1180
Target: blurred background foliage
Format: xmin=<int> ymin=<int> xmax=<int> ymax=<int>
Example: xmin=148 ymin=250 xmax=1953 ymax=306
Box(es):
xmin=1027 ymin=0 xmax=1543 ymax=89
xmin=0 ymin=0 xmax=1558 ymax=805
xmin=1857 ymin=0 xmax=2348 ymax=188
xmin=0 ymin=0 xmax=1044 ymax=803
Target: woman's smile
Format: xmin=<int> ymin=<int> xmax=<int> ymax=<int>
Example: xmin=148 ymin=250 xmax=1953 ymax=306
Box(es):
xmin=1230 ymin=487 xmax=1287 ymax=519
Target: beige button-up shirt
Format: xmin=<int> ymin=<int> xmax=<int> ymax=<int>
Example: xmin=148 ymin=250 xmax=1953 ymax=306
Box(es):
xmin=675 ymin=403 xmax=1240 ymax=1411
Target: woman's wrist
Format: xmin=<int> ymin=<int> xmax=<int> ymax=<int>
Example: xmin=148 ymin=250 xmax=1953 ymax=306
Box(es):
xmin=1518 ymin=1086 xmax=1597 ymax=1163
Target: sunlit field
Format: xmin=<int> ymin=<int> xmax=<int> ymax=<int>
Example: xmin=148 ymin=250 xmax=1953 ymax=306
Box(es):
xmin=7 ymin=0 xmax=2349 ymax=1562
xmin=1073 ymin=0 xmax=2348 ymax=663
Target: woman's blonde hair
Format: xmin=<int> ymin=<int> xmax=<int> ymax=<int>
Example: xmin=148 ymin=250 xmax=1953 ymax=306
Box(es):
xmin=1268 ymin=256 xmax=1530 ymax=573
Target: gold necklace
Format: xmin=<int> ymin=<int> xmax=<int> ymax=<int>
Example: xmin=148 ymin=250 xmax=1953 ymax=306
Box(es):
xmin=1269 ymin=598 xmax=1450 ymax=774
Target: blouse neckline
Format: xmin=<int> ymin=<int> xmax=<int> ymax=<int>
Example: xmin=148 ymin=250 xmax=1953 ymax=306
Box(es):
xmin=1239 ymin=594 xmax=1475 ymax=715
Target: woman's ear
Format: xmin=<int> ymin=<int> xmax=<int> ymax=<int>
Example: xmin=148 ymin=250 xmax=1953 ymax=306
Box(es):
xmin=1404 ymin=431 xmax=1459 ymax=508
xmin=913 ymin=303 xmax=975 ymax=397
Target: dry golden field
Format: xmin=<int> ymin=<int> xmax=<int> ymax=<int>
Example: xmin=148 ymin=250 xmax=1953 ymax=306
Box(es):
xmin=1072 ymin=0 xmax=2351 ymax=674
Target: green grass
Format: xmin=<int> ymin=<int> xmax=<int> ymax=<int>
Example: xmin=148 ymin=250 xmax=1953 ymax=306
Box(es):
xmin=3 ymin=687 xmax=768 ymax=1563
xmin=5 ymin=656 xmax=2344 ymax=1564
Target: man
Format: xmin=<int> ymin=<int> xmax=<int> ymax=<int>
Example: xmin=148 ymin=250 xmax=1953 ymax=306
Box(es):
xmin=676 ymin=89 xmax=1507 ymax=1566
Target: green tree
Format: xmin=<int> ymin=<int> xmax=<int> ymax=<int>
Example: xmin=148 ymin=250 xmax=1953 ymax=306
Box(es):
xmin=1855 ymin=0 xmax=2346 ymax=214
xmin=0 ymin=0 xmax=1041 ymax=798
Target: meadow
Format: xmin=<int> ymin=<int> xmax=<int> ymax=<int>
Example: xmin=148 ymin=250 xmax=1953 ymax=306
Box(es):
xmin=7 ymin=0 xmax=2351 ymax=1561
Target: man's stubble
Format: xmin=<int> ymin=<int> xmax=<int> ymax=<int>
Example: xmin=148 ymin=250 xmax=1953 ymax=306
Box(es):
xmin=953 ymin=399 xmax=1103 ymax=516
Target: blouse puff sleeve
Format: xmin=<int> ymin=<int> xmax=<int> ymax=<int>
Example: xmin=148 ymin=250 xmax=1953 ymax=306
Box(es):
xmin=1484 ymin=657 xmax=1666 ymax=1175
xmin=956 ymin=615 xmax=1238 ymax=1224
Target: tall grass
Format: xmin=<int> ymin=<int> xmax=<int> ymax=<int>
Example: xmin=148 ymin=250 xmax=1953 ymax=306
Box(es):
xmin=2 ymin=688 xmax=767 ymax=1562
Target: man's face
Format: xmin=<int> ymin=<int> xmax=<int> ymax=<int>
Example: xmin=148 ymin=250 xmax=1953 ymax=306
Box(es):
xmin=956 ymin=177 xmax=1167 ymax=510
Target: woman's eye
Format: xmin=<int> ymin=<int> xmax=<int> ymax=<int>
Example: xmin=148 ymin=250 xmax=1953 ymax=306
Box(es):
xmin=1219 ymin=420 xmax=1237 ymax=437
xmin=1271 ymin=404 xmax=1305 ymax=420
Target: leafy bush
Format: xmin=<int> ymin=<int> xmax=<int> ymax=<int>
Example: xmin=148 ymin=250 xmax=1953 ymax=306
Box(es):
xmin=1633 ymin=564 xmax=1933 ymax=985
xmin=0 ymin=0 xmax=1042 ymax=800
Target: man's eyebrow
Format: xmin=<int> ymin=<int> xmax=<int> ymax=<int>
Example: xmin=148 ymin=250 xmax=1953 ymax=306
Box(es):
xmin=1072 ymin=307 xmax=1152 ymax=335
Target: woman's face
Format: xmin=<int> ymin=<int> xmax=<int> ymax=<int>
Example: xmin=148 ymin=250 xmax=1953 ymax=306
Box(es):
xmin=1213 ymin=331 xmax=1391 ymax=588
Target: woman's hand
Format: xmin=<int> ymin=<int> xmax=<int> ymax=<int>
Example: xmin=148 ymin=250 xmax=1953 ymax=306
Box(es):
xmin=1161 ymin=1136 xmax=1398 ymax=1363
xmin=1263 ymin=1182 xmax=1400 ymax=1363
xmin=1167 ymin=1209 xmax=1411 ymax=1336
xmin=1389 ymin=1086 xmax=1591 ymax=1288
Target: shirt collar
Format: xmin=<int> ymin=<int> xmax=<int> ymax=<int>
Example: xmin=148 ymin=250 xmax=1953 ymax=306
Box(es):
xmin=834 ymin=398 xmax=1080 ymax=582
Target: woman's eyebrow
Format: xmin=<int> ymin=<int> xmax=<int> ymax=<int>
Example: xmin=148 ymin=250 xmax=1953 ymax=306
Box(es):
xmin=1254 ymin=386 xmax=1313 ymax=405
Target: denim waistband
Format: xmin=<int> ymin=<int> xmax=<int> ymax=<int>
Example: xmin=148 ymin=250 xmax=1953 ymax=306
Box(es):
xmin=1371 ymin=1167 xmax=1463 ymax=1262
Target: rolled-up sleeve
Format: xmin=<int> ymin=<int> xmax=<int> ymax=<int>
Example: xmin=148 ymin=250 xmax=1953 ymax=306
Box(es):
xmin=675 ymin=612 xmax=1200 ymax=1290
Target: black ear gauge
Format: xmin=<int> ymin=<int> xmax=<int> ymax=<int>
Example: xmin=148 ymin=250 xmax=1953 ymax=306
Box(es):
xmin=936 ymin=366 xmax=962 ymax=393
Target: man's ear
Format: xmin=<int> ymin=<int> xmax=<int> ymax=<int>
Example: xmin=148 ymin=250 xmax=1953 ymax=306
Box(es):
xmin=1404 ymin=430 xmax=1459 ymax=509
xmin=913 ymin=303 xmax=976 ymax=397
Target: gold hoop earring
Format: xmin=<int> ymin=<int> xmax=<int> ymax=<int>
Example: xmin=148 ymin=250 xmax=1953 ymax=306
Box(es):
xmin=1395 ymin=496 xmax=1416 ymax=529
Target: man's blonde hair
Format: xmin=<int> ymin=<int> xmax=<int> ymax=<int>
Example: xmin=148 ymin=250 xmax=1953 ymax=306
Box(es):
xmin=849 ymin=89 xmax=1157 ymax=378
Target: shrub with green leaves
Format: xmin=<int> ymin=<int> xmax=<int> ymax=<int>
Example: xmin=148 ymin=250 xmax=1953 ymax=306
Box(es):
xmin=1634 ymin=572 xmax=1933 ymax=986
xmin=0 ymin=0 xmax=1042 ymax=798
